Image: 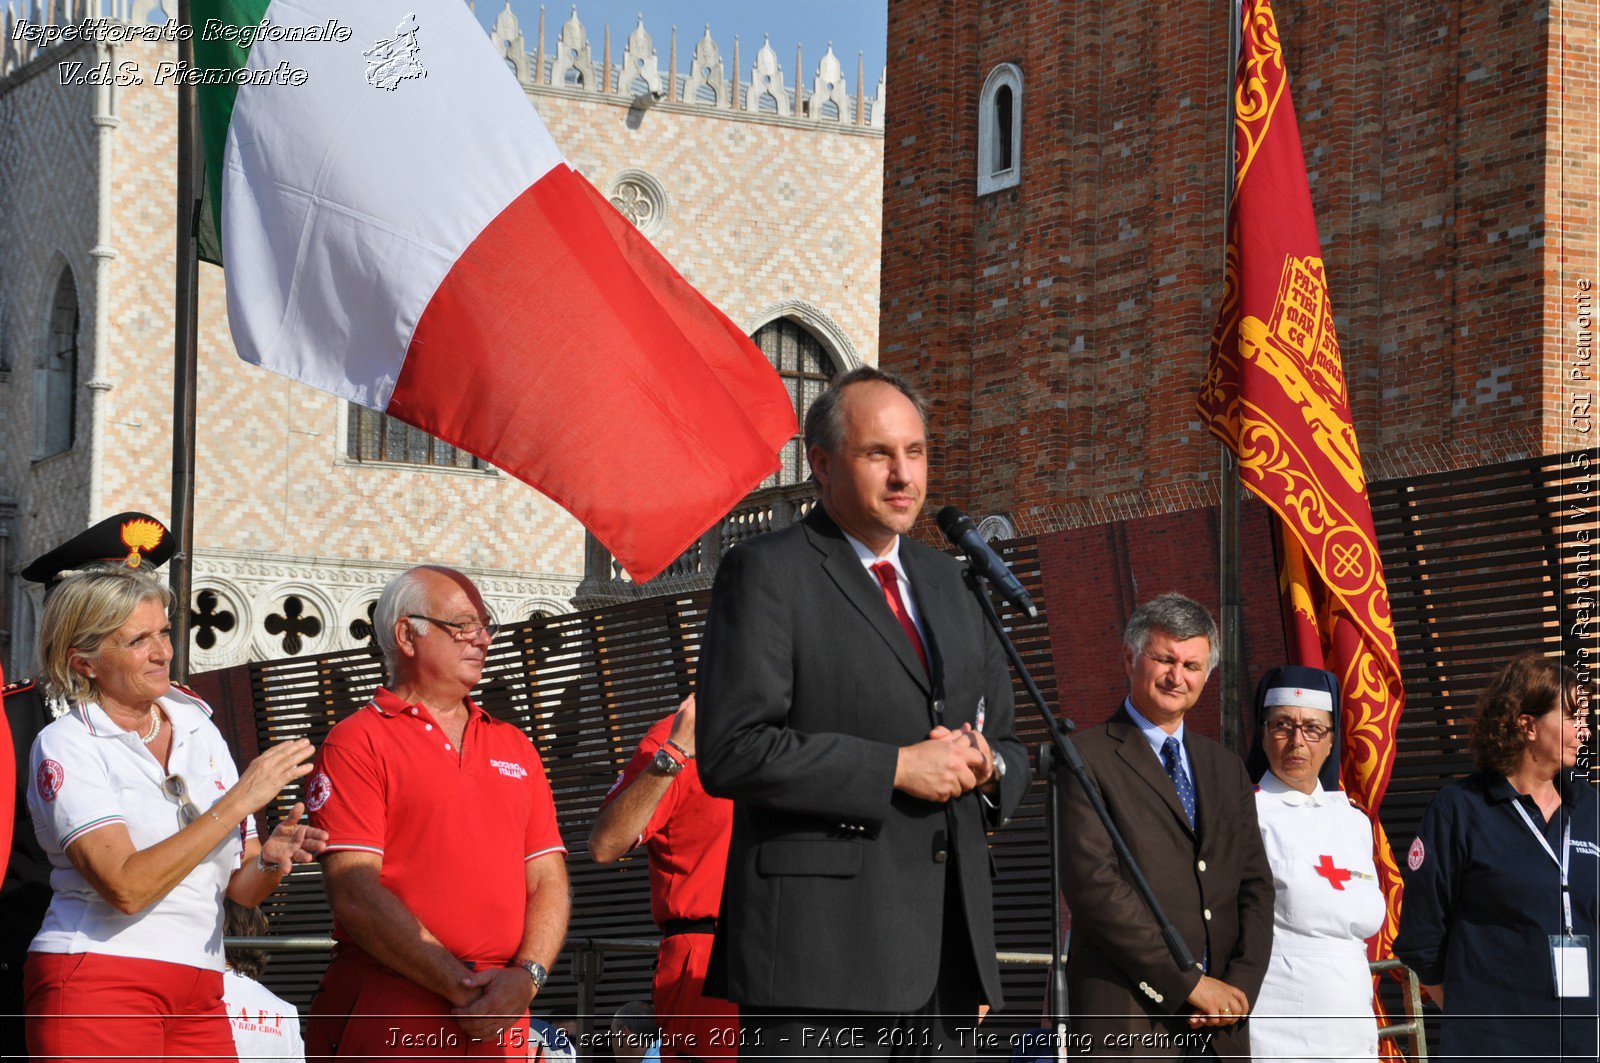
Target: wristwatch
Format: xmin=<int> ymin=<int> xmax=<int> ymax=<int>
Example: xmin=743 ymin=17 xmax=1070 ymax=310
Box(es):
xmin=992 ymin=751 xmax=1008 ymax=780
xmin=518 ymin=960 xmax=549 ymax=990
xmin=651 ymin=746 xmax=685 ymax=776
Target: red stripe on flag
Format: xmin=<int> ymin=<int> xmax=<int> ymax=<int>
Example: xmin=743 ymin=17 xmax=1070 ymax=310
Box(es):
xmin=395 ymin=164 xmax=796 ymax=583
xmin=0 ymin=660 xmax=12 ymax=885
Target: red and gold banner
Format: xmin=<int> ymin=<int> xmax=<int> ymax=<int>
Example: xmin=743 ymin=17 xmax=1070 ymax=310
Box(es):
xmin=1197 ymin=0 xmax=1408 ymax=1048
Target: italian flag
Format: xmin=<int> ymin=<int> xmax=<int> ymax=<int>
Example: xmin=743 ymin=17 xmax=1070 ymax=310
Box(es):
xmin=187 ymin=0 xmax=797 ymax=582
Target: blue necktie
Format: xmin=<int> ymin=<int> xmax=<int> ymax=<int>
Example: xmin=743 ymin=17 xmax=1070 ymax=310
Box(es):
xmin=1162 ymin=736 xmax=1197 ymax=828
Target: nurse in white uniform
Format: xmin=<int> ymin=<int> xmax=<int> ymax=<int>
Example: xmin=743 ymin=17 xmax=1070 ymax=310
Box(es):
xmin=1244 ymin=666 xmax=1385 ymax=1063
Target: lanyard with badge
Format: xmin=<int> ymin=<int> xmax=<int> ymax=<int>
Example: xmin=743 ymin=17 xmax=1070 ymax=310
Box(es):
xmin=1511 ymin=799 xmax=1591 ymax=998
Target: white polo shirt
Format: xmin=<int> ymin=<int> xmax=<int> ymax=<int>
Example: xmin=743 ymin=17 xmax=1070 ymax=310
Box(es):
xmin=26 ymin=686 xmax=255 ymax=971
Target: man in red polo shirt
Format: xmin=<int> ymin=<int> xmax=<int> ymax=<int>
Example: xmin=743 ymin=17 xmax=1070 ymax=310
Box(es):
xmin=306 ymin=565 xmax=569 ymax=1058
xmin=590 ymin=694 xmax=737 ymax=1061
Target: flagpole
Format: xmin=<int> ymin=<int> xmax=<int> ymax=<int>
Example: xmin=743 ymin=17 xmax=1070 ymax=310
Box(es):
xmin=1217 ymin=0 xmax=1244 ymax=753
xmin=170 ymin=0 xmax=201 ymax=683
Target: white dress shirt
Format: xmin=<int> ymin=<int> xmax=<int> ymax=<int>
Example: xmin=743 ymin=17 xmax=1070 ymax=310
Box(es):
xmin=842 ymin=530 xmax=930 ymax=650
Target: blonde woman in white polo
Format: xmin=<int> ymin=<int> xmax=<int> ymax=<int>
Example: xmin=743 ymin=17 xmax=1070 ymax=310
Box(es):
xmin=23 ymin=568 xmax=325 ymax=1062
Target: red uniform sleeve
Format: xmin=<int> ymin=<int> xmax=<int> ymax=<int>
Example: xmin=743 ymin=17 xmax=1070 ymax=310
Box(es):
xmin=0 ymin=667 xmax=12 ymax=883
xmin=598 ymin=715 xmax=679 ymax=848
xmin=522 ymin=741 xmax=567 ymax=861
xmin=308 ymin=726 xmax=387 ymax=857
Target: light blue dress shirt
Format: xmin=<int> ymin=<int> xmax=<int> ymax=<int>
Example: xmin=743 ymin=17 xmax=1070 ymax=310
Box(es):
xmin=1122 ymin=697 xmax=1193 ymax=781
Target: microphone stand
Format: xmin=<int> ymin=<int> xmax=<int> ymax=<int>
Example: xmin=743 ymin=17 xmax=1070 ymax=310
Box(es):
xmin=961 ymin=568 xmax=1201 ymax=1053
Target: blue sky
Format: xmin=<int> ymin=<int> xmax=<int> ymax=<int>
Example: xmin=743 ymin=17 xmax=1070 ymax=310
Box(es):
xmin=477 ymin=1 xmax=889 ymax=94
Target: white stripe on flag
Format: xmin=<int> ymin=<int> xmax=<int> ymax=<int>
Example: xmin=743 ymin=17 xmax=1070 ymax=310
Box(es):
xmin=221 ymin=0 xmax=564 ymax=408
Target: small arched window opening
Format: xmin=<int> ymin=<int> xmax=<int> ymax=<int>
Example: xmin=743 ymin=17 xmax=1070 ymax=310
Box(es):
xmin=750 ymin=318 xmax=839 ymax=487
xmin=35 ymin=266 xmax=78 ymax=459
xmin=995 ymin=85 xmax=1014 ymax=171
xmin=978 ymin=63 xmax=1023 ymax=195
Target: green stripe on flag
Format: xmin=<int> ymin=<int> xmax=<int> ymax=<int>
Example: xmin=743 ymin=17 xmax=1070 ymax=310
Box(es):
xmin=186 ymin=0 xmax=274 ymax=266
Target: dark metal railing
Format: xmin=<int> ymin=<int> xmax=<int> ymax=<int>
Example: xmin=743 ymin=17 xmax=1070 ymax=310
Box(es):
xmin=575 ymin=482 xmax=816 ymax=606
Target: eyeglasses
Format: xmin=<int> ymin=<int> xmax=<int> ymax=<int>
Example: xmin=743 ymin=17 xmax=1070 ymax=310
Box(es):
xmin=1264 ymin=719 xmax=1333 ymax=742
xmin=406 ymin=615 xmax=499 ymax=642
xmin=162 ymin=773 xmax=203 ymax=825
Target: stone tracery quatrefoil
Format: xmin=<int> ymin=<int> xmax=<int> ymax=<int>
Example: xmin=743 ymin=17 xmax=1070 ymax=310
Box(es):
xmin=265 ymin=595 xmax=323 ymax=656
xmin=607 ymin=171 xmax=668 ymax=237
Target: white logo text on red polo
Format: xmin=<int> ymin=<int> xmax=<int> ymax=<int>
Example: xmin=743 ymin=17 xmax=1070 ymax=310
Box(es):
xmin=490 ymin=759 xmax=528 ymax=779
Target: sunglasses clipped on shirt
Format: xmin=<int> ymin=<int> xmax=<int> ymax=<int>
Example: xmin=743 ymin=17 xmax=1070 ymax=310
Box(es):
xmin=162 ymin=773 xmax=204 ymax=825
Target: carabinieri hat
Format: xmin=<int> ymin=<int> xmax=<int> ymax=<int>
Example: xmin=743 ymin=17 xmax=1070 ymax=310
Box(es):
xmin=21 ymin=512 xmax=175 ymax=584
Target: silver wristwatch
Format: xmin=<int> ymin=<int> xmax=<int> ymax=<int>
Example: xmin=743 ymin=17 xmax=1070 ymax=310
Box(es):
xmin=518 ymin=960 xmax=549 ymax=989
xmin=651 ymin=747 xmax=685 ymax=776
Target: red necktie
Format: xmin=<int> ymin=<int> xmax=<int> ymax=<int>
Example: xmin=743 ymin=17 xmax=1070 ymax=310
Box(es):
xmin=871 ymin=561 xmax=929 ymax=674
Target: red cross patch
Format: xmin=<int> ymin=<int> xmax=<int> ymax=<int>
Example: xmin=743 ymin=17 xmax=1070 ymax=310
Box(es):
xmin=1315 ymin=854 xmax=1352 ymax=890
xmin=36 ymin=759 xmax=64 ymax=802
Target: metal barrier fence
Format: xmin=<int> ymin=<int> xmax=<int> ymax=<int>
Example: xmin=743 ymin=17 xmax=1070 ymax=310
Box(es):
xmin=224 ymin=936 xmax=1430 ymax=1059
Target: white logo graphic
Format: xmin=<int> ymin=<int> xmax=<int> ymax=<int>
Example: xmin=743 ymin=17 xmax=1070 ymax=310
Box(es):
xmin=364 ymin=13 xmax=426 ymax=91
xmin=1407 ymin=836 xmax=1425 ymax=871
xmin=306 ymin=771 xmax=332 ymax=812
xmin=491 ymin=759 xmax=529 ymax=780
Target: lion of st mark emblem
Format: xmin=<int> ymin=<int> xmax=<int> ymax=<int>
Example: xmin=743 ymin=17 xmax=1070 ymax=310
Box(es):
xmin=1238 ymin=255 xmax=1364 ymax=495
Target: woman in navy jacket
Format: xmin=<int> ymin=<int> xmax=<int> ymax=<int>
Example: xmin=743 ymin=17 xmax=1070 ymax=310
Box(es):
xmin=1395 ymin=654 xmax=1597 ymax=1062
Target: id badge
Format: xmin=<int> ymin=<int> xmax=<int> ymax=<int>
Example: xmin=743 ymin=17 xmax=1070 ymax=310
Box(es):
xmin=1550 ymin=935 xmax=1591 ymax=998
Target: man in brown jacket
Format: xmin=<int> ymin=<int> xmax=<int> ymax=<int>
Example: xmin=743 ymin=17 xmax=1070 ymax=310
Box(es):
xmin=1060 ymin=593 xmax=1274 ymax=1058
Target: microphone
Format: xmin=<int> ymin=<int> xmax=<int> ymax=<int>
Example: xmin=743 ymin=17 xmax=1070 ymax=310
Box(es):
xmin=936 ymin=506 xmax=1040 ymax=619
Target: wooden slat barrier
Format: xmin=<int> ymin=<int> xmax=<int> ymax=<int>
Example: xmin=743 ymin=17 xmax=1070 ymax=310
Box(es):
xmin=220 ymin=448 xmax=1592 ymax=1058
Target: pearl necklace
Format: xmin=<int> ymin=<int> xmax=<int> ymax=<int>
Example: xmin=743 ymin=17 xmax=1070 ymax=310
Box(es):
xmin=140 ymin=708 xmax=162 ymax=746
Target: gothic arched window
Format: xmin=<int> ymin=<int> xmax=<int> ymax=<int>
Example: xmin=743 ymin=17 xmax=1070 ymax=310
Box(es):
xmin=978 ymin=63 xmax=1024 ymax=195
xmin=35 ymin=266 xmax=78 ymax=459
xmin=750 ymin=318 xmax=838 ymax=487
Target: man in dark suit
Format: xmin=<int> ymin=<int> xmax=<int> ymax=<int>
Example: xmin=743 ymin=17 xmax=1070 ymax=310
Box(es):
xmin=697 ymin=366 xmax=1030 ymax=1059
xmin=1059 ymin=593 xmax=1274 ymax=1058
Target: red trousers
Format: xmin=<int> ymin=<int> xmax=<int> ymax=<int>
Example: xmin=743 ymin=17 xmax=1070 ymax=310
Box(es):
xmin=24 ymin=951 xmax=236 ymax=1063
xmin=655 ymin=932 xmax=740 ymax=1061
xmin=307 ymin=948 xmax=531 ymax=1059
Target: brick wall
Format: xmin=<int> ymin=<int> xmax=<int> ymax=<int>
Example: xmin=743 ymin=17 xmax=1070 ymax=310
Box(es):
xmin=1036 ymin=499 xmax=1283 ymax=741
xmin=883 ymin=0 xmax=1595 ymax=527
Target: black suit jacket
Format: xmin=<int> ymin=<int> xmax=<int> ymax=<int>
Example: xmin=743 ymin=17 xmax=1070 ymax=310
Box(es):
xmin=696 ymin=508 xmax=1029 ymax=1013
xmin=1059 ymin=705 xmax=1275 ymax=1058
